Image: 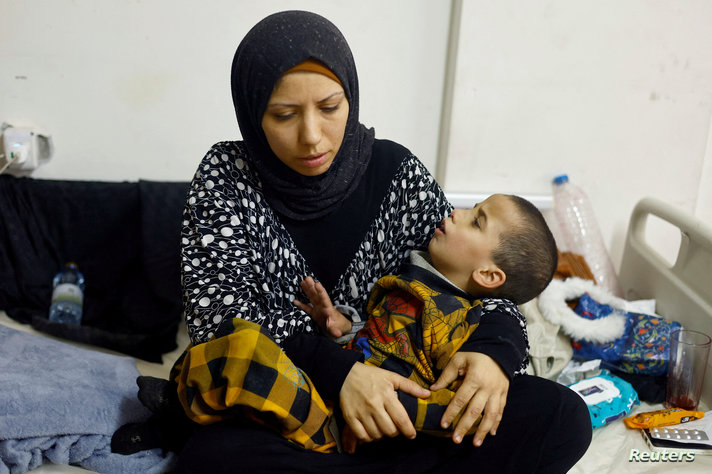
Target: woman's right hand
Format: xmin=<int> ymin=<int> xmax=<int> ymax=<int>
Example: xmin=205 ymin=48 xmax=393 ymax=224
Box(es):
xmin=339 ymin=362 xmax=431 ymax=453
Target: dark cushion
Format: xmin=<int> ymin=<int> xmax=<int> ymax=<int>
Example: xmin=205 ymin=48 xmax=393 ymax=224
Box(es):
xmin=0 ymin=175 xmax=189 ymax=362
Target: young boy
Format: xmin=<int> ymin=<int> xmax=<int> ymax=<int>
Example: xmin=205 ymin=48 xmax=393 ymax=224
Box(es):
xmin=296 ymin=193 xmax=556 ymax=338
xmin=172 ymin=194 xmax=557 ymax=453
xmin=293 ymin=193 xmax=557 ymax=442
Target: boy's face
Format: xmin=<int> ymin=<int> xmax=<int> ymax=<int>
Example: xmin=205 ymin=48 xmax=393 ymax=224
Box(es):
xmin=428 ymin=194 xmax=519 ymax=292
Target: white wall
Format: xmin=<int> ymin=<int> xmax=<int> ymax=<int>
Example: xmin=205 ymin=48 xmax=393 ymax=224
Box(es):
xmin=0 ymin=0 xmax=449 ymax=181
xmin=443 ymin=0 xmax=712 ymax=268
xmin=2 ymin=0 xmax=711 ymax=272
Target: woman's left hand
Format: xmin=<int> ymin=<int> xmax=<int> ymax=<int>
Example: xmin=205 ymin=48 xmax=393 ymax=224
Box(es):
xmin=430 ymin=352 xmax=509 ymax=447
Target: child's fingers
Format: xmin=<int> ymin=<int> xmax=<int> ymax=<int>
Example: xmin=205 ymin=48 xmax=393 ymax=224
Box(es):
xmin=292 ymin=299 xmax=313 ymax=316
xmin=300 ymin=276 xmax=315 ymax=293
xmin=341 ymin=425 xmax=360 ymax=454
xmin=304 ymin=279 xmax=334 ymax=309
xmin=299 ymin=277 xmax=320 ymax=303
xmin=312 ymin=280 xmax=332 ymax=304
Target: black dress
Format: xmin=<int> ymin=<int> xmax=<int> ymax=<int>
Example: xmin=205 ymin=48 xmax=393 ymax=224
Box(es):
xmin=175 ymin=139 xmax=592 ymax=473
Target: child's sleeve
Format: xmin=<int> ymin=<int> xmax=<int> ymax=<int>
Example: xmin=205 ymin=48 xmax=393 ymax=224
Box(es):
xmin=459 ymin=303 xmax=529 ymax=379
xmin=332 ymin=304 xmax=366 ymax=345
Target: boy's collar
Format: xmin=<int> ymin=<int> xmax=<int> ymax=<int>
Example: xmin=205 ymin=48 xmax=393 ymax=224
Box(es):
xmin=409 ymin=249 xmax=436 ymax=271
xmin=409 ymin=250 xmax=467 ymax=295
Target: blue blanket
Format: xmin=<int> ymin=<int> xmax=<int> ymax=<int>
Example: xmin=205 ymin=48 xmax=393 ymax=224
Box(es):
xmin=0 ymin=325 xmax=174 ymax=473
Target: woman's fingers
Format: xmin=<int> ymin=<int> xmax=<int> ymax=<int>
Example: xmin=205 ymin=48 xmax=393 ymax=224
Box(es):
xmin=451 ymin=388 xmax=487 ymax=444
xmin=383 ymin=394 xmax=417 ymax=440
xmin=340 ymin=363 xmax=427 ymax=445
xmin=371 ymin=372 xmax=430 ymax=439
xmin=435 ymin=352 xmax=510 ymax=446
xmin=393 ymin=373 xmax=431 ymax=399
xmin=470 ymin=392 xmax=505 ymax=445
xmin=367 ymin=408 xmax=399 ymax=439
xmin=430 ymin=359 xmax=462 ymax=391
xmin=437 ymin=367 xmax=476 ymax=428
xmin=457 ymin=387 xmax=506 ymax=446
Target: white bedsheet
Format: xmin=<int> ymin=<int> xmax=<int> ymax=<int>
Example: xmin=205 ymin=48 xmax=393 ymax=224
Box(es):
xmin=571 ymin=401 xmax=712 ymax=473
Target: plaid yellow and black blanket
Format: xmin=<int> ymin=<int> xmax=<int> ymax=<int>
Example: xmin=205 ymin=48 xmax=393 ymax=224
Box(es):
xmin=171 ymin=270 xmax=483 ymax=452
xmin=170 ymin=319 xmax=336 ymax=452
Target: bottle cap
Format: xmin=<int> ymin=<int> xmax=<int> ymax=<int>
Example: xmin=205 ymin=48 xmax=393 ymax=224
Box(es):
xmin=553 ymin=174 xmax=569 ymax=185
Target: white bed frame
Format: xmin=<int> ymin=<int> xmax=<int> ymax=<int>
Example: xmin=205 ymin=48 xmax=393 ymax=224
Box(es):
xmin=445 ymin=192 xmax=553 ymax=211
xmin=571 ymin=197 xmax=712 ymax=473
xmin=619 ymin=197 xmax=712 ymax=409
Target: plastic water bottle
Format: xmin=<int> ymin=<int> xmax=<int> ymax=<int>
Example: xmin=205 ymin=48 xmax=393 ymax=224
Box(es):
xmin=552 ymin=175 xmax=623 ymax=297
xmin=49 ymin=262 xmax=85 ymax=324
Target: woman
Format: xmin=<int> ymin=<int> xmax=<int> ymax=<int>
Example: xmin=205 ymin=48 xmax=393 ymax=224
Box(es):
xmin=175 ymin=10 xmax=591 ymax=473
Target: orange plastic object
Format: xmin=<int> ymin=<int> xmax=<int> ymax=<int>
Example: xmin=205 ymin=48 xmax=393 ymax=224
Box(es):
xmin=623 ymin=407 xmax=705 ymax=429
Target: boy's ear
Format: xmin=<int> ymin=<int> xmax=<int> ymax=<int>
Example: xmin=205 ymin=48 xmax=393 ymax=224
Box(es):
xmin=471 ymin=266 xmax=506 ymax=289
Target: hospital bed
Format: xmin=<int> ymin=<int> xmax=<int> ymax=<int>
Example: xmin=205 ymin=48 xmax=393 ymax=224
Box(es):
xmin=568 ymin=197 xmax=712 ymax=473
xmin=1 ymin=195 xmax=711 ymax=473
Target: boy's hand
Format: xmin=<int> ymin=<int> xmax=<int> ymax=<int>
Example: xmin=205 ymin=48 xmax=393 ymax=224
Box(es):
xmin=340 ymin=423 xmax=362 ymax=454
xmin=430 ymin=352 xmax=509 ymax=448
xmin=293 ymin=276 xmax=352 ymax=338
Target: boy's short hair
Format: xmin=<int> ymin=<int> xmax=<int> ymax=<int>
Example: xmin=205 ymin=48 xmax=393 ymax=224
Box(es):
xmin=490 ymin=195 xmax=558 ymax=305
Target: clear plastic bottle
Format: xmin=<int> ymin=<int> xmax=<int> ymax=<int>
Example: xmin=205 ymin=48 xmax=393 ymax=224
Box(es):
xmin=552 ymin=174 xmax=623 ymax=297
xmin=49 ymin=262 xmax=85 ymax=324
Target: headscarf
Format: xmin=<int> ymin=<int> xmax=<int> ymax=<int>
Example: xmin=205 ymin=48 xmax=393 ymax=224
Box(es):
xmin=231 ymin=10 xmax=375 ymax=220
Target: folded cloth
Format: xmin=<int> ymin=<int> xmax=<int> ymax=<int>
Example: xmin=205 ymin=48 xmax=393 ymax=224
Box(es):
xmin=0 ymin=324 xmax=174 ymax=473
xmin=520 ymin=299 xmax=573 ymax=380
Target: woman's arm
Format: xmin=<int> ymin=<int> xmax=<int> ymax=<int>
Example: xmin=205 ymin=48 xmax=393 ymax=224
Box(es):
xmin=339 ymin=362 xmax=431 ymax=452
xmin=281 ymin=330 xmax=431 ymax=453
xmin=181 ymin=142 xmax=317 ymax=345
xmin=459 ymin=302 xmax=530 ymax=377
xmin=431 ymin=300 xmax=529 ymax=447
xmin=430 ymin=352 xmax=509 ymax=447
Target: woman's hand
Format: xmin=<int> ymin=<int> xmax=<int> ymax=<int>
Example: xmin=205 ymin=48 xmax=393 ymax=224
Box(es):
xmin=430 ymin=352 xmax=509 ymax=447
xmin=339 ymin=362 xmax=431 ymax=453
xmin=293 ymin=276 xmax=352 ymax=338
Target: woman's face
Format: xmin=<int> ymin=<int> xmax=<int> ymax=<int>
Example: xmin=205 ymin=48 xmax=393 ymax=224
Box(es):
xmin=262 ymin=71 xmax=349 ymax=176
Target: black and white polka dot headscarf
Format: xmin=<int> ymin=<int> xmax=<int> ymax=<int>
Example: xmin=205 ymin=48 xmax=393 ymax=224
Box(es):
xmin=230 ymin=10 xmax=375 ymax=220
